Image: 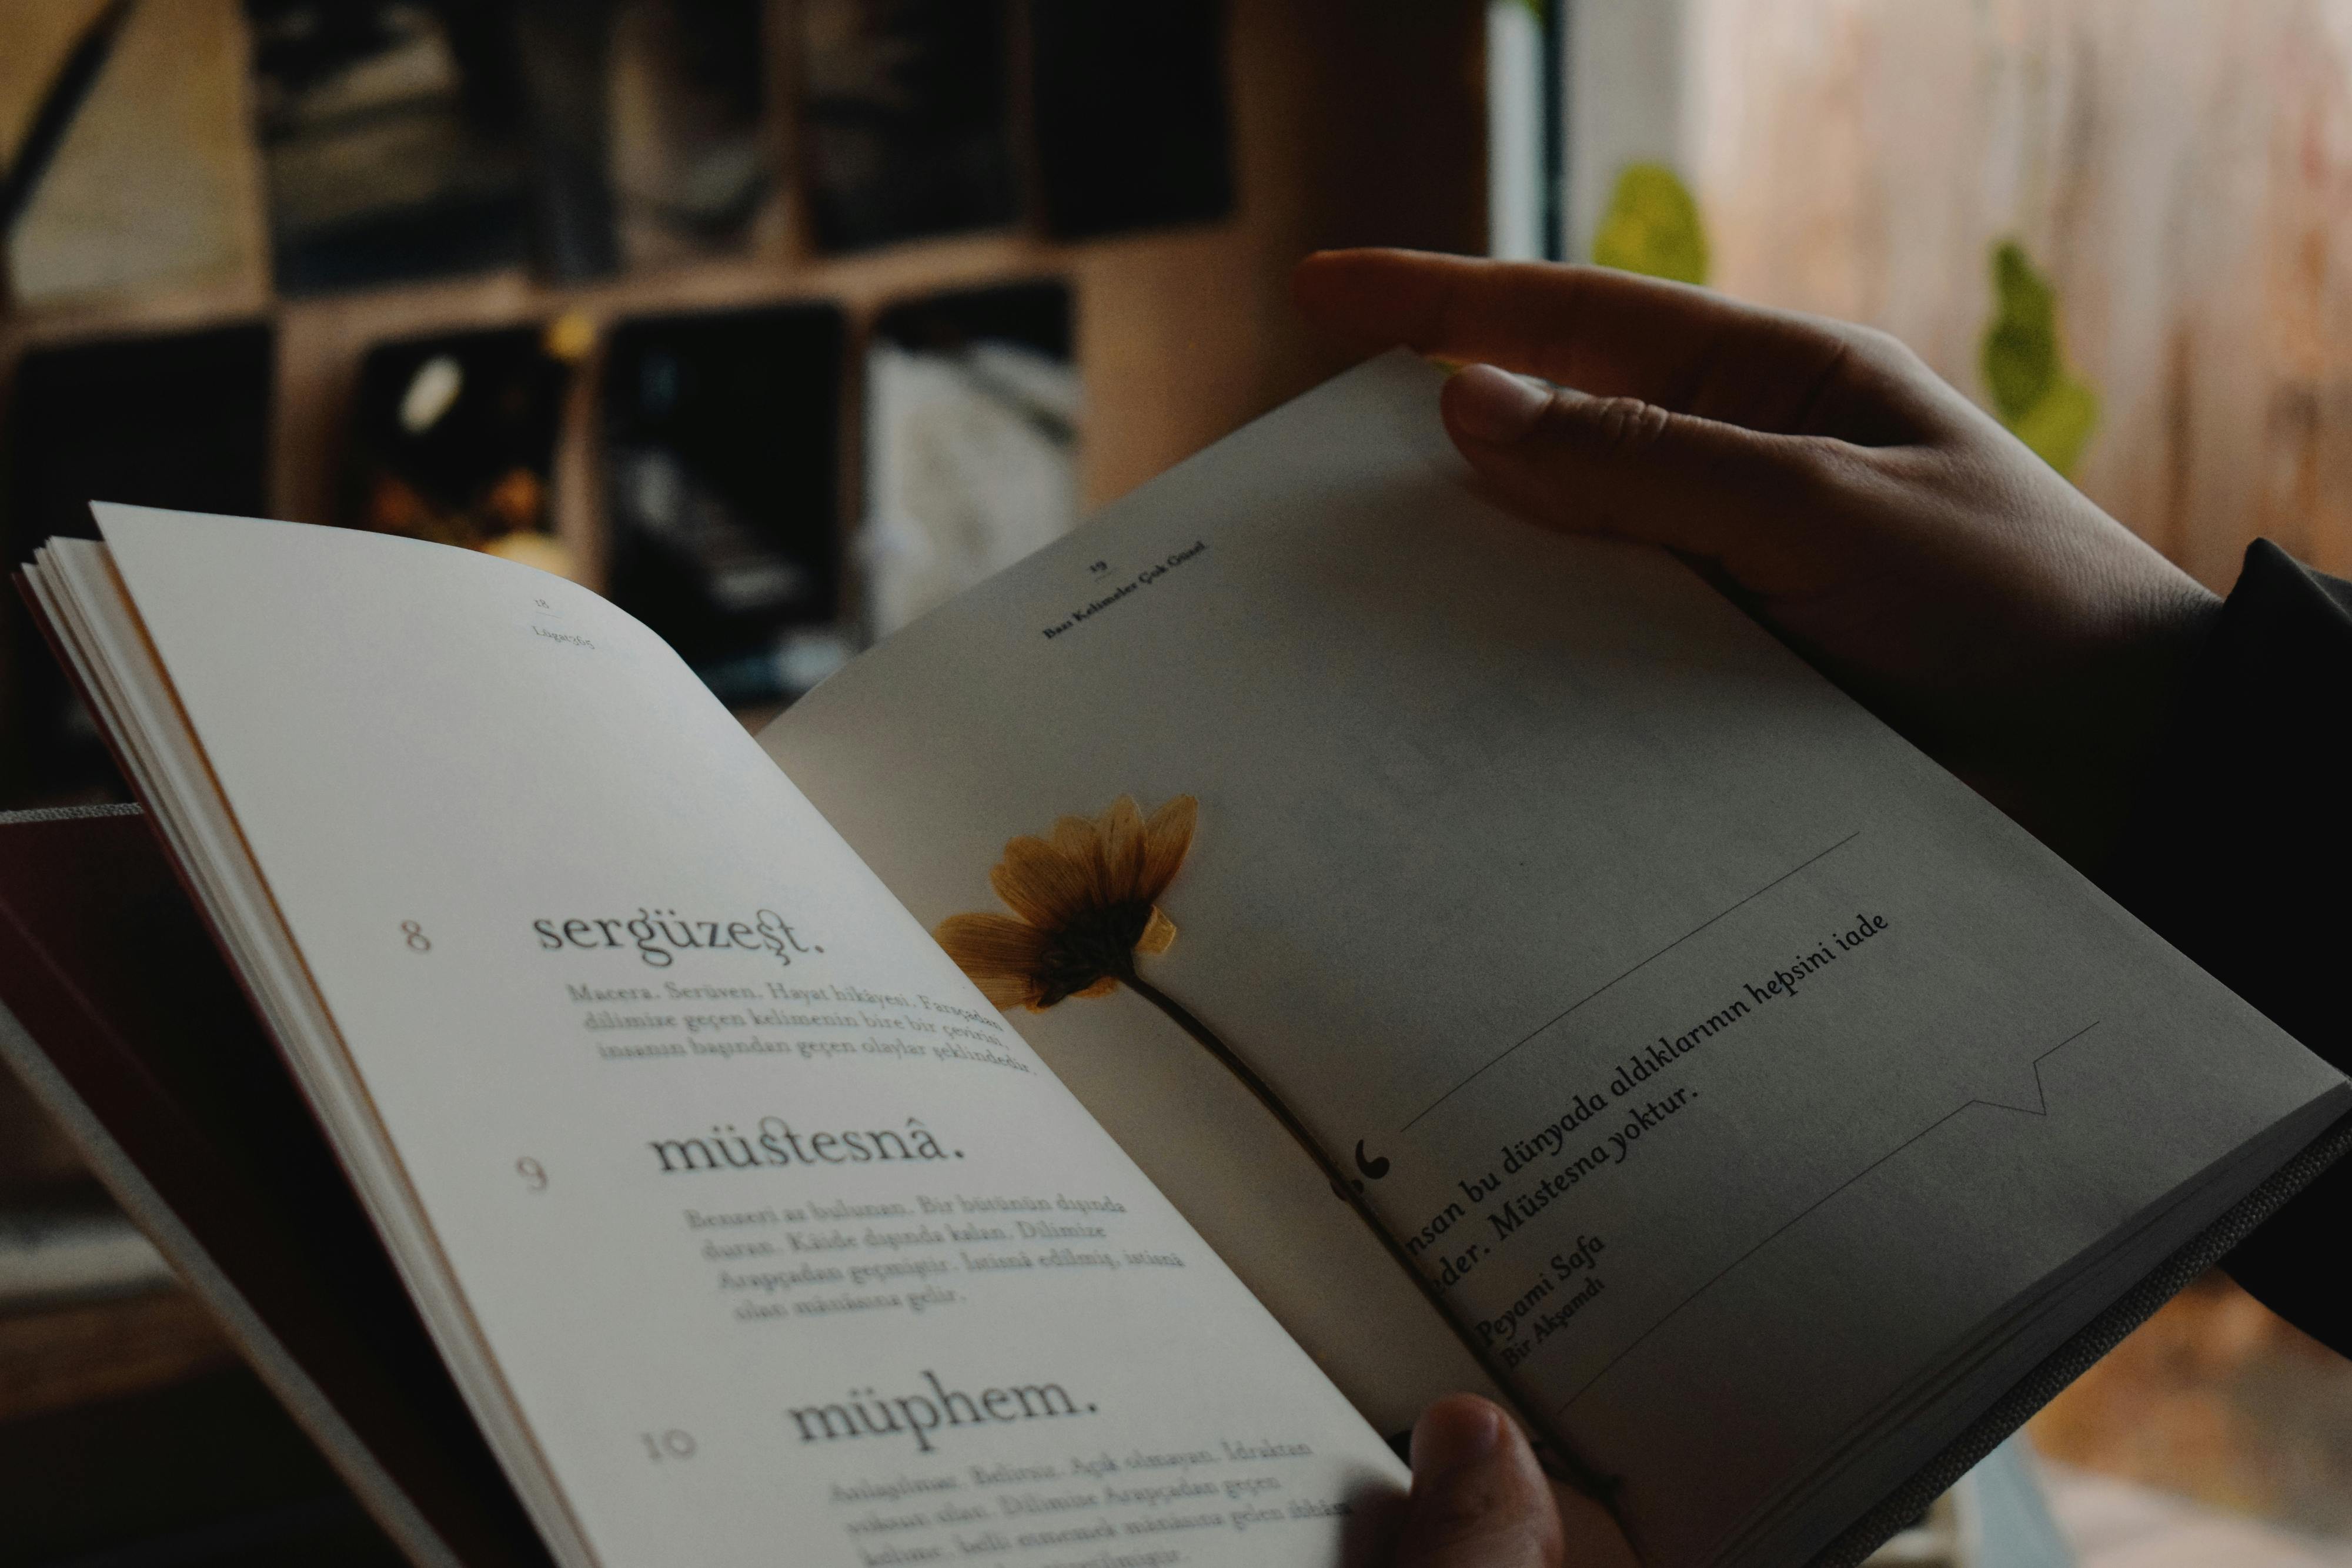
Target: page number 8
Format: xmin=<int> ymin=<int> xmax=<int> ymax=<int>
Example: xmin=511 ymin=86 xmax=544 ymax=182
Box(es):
xmin=400 ymin=920 xmax=432 ymax=952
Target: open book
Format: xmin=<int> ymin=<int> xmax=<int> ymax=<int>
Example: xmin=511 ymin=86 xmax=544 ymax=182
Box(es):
xmin=10 ymin=353 xmax=2348 ymax=1568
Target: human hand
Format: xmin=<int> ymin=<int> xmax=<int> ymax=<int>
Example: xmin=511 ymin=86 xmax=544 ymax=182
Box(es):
xmin=1395 ymin=1397 xmax=1566 ymax=1568
xmin=1292 ymin=249 xmax=2218 ymax=865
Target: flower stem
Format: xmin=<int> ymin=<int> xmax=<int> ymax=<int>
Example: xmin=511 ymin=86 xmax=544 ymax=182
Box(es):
xmin=1117 ymin=964 xmax=1608 ymax=1495
xmin=1119 ymin=968 xmax=1362 ymax=1203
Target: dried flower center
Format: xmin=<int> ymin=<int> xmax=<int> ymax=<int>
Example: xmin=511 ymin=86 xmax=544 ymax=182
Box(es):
xmin=1033 ymin=899 xmax=1157 ymax=1006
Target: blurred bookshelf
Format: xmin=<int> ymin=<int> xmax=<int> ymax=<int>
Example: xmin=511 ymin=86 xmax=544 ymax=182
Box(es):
xmin=0 ymin=0 xmax=1486 ymax=791
xmin=0 ymin=4 xmax=1484 ymax=1559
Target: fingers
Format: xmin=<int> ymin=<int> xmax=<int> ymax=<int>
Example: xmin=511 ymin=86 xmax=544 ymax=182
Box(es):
xmin=1442 ymin=364 xmax=1850 ymax=587
xmin=1295 ymin=249 xmax=1726 ymax=389
xmin=1294 ymin=249 xmax=1941 ymax=443
xmin=1395 ymin=1397 xmax=1566 ymax=1568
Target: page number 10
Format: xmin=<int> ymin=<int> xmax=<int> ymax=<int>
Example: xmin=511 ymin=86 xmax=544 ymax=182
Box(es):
xmin=641 ymin=1429 xmax=696 ymax=1461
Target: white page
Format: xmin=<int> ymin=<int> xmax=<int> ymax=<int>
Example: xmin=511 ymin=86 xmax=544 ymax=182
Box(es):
xmin=89 ymin=504 xmax=1404 ymax=1568
xmin=764 ymin=353 xmax=2350 ymax=1567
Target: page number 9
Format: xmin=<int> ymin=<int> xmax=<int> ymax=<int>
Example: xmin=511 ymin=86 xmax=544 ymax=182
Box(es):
xmin=400 ymin=921 xmax=431 ymax=952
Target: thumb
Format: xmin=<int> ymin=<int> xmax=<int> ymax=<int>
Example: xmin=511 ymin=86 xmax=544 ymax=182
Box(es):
xmin=1396 ymin=1397 xmax=1565 ymax=1568
xmin=1441 ymin=362 xmax=1838 ymax=581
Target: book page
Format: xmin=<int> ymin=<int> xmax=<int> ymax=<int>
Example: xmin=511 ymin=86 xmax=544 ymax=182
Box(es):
xmin=763 ymin=354 xmax=2351 ymax=1567
xmin=81 ymin=505 xmax=1404 ymax=1568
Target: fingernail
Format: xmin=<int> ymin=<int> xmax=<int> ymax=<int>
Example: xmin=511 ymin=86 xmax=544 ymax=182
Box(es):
xmin=1446 ymin=364 xmax=1551 ymax=444
xmin=1411 ymin=1400 xmax=1504 ymax=1480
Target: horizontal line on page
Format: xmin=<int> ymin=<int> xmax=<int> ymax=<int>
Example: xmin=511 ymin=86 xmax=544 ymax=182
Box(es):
xmin=1399 ymin=830 xmax=1863 ymax=1131
xmin=1552 ymin=1019 xmax=2103 ymax=1417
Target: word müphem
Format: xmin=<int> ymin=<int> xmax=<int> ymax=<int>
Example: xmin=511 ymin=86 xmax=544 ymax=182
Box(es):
xmin=791 ymin=1370 xmax=1095 ymax=1453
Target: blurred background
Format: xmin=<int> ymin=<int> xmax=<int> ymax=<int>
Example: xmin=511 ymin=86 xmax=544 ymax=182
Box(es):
xmin=1 ymin=2 xmax=2348 ymax=1564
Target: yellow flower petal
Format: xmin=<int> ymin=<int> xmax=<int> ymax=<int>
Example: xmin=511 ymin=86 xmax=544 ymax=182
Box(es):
xmin=1135 ymin=906 xmax=1177 ymax=955
xmin=990 ymin=834 xmax=1095 ymax=930
xmin=981 ymin=974 xmax=1045 ymax=1010
xmin=932 ymin=913 xmax=1047 ymax=1010
xmin=1050 ymin=813 xmax=1111 ymax=904
xmin=1098 ymin=796 xmax=1148 ymax=902
xmin=943 ymin=794 xmax=1198 ymax=1012
xmin=1138 ymin=795 xmax=1198 ymax=901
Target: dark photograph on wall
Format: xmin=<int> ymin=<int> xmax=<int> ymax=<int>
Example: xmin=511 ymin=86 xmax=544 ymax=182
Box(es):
xmin=1028 ymin=0 xmax=1234 ymax=239
xmin=793 ymin=0 xmax=1020 ymax=252
xmin=245 ymin=1 xmax=538 ymax=293
xmin=340 ymin=323 xmax=581 ymax=577
xmin=861 ymin=280 xmax=1078 ymax=638
xmin=608 ymin=0 xmax=776 ymax=268
xmin=0 ymin=323 xmax=275 ymax=805
xmin=600 ymin=303 xmax=847 ymax=707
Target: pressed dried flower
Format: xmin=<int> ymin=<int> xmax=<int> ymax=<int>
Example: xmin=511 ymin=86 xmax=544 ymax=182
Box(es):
xmin=934 ymin=795 xmax=1195 ymax=1011
xmin=932 ymin=790 xmax=1593 ymax=1476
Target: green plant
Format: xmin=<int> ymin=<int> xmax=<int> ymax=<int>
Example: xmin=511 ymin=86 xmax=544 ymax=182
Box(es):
xmin=1981 ymin=240 xmax=2099 ymax=478
xmin=1591 ymin=162 xmax=1709 ymax=286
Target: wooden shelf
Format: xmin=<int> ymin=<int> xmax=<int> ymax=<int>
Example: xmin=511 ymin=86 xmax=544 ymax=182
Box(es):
xmin=2 ymin=0 xmax=1489 ymax=592
xmin=0 ymin=1287 xmax=233 ymax=1426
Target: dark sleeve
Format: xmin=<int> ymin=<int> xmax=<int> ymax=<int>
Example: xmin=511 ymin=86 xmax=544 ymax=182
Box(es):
xmin=2099 ymin=539 xmax=2352 ymax=1358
